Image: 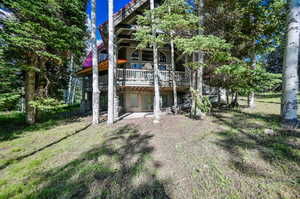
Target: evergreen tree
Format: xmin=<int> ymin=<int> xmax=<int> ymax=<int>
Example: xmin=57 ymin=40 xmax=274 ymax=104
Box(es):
xmin=134 ymin=0 xmax=200 ymax=119
xmin=204 ymin=0 xmax=286 ymax=107
xmin=1 ymin=0 xmax=88 ymax=124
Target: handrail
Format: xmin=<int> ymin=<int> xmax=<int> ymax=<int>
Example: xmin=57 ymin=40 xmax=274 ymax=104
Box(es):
xmin=88 ymin=68 xmax=190 ymax=89
xmin=116 ymin=68 xmax=186 ymax=74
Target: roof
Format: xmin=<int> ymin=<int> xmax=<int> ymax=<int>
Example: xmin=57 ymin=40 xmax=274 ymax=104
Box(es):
xmin=76 ymin=59 xmax=128 ymax=77
xmin=81 ymin=0 xmax=148 ymax=70
xmin=82 ymin=43 xmax=105 ymax=68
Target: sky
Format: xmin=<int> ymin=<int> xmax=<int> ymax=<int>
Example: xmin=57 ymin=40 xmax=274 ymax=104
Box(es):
xmin=86 ymin=0 xmax=132 ymax=40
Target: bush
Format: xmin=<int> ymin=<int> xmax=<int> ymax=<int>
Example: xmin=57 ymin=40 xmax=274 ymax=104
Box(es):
xmin=0 ymin=93 xmax=20 ymax=111
xmin=29 ymin=97 xmax=68 ymax=113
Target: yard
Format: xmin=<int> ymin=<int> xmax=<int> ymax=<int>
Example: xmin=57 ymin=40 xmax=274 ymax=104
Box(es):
xmin=0 ymin=94 xmax=299 ymax=199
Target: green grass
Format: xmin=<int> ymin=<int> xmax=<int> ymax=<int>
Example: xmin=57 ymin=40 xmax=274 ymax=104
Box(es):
xmin=0 ymin=104 xmax=81 ymax=141
xmin=0 ymin=118 xmax=166 ymax=199
xmin=0 ymin=93 xmax=299 ymax=199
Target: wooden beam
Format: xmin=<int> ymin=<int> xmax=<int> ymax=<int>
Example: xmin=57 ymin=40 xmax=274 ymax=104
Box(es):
xmin=114 ymin=0 xmax=148 ymax=27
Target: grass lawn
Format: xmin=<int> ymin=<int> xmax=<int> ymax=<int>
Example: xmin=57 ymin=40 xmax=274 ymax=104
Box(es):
xmin=0 ymin=94 xmax=299 ymax=199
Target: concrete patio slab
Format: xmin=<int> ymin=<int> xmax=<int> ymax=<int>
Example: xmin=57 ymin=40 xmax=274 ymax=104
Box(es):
xmin=120 ymin=112 xmax=168 ymax=120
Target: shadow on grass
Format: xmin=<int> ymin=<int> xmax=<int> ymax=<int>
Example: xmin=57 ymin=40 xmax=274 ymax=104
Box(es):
xmin=26 ymin=124 xmax=170 ymax=199
xmin=0 ymin=123 xmax=91 ymax=171
xmin=256 ymin=93 xmax=282 ymax=99
xmin=212 ymin=109 xmax=300 ymax=186
xmin=256 ymin=100 xmax=281 ymax=105
xmin=0 ymin=108 xmax=84 ymax=142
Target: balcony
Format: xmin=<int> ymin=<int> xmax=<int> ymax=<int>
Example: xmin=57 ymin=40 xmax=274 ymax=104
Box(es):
xmin=85 ymin=69 xmax=190 ymax=91
xmin=116 ymin=69 xmax=189 ymax=87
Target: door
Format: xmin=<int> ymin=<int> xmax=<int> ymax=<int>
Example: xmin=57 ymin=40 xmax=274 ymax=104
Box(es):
xmin=142 ymin=94 xmax=153 ymax=111
xmin=125 ymin=94 xmax=140 ymax=112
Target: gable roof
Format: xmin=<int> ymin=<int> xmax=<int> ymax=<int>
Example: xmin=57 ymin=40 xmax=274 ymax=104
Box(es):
xmin=83 ymin=43 xmax=104 ymax=68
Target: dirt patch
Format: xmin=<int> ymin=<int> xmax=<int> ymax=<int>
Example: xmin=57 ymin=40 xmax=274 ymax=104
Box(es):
xmin=114 ymin=113 xmax=300 ymax=199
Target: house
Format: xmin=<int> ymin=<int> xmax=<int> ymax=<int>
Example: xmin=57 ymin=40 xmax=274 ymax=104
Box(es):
xmin=76 ymin=0 xmax=192 ymax=116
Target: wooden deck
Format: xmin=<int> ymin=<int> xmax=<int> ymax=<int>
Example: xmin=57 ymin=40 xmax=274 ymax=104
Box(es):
xmin=84 ymin=69 xmax=190 ymax=91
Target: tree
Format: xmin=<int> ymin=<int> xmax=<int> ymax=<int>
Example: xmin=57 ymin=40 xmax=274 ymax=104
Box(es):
xmin=107 ymin=0 xmax=115 ymax=125
xmin=135 ymin=0 xmax=200 ymax=119
xmin=195 ymin=0 xmax=205 ymax=119
xmin=281 ymin=0 xmax=300 ymax=129
xmin=0 ymin=48 xmax=21 ymax=111
xmin=150 ymin=0 xmax=161 ymax=123
xmin=215 ymin=62 xmax=282 ymax=108
xmin=91 ymin=0 xmax=100 ymax=125
xmin=203 ymin=0 xmax=286 ymax=108
xmin=169 ymin=7 xmax=178 ymax=114
xmin=248 ymin=54 xmax=256 ymax=108
xmin=2 ymin=0 xmax=87 ymax=124
xmin=0 ymin=7 xmax=21 ymax=111
xmin=175 ymin=35 xmax=232 ymax=113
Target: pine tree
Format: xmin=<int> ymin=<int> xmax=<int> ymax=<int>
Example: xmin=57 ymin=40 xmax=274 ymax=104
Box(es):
xmin=135 ymin=0 xmax=200 ymax=119
xmin=204 ymin=0 xmax=286 ymax=108
xmin=1 ymin=0 xmax=88 ymax=124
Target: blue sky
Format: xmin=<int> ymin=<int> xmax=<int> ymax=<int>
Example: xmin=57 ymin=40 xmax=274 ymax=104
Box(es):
xmin=86 ymin=0 xmax=131 ymax=40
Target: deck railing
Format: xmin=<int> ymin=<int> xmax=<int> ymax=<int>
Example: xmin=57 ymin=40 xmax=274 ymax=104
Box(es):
xmin=116 ymin=69 xmax=189 ymax=87
xmin=85 ymin=69 xmax=189 ymax=90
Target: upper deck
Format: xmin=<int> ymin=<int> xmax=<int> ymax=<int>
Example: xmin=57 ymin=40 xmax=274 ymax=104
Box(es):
xmin=83 ymin=68 xmax=190 ymax=92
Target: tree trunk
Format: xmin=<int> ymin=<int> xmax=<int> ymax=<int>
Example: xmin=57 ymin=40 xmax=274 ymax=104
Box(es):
xmin=71 ymin=78 xmax=78 ymax=104
xmin=21 ymin=86 xmax=26 ymax=113
xmin=248 ymin=92 xmax=255 ymax=109
xmin=114 ymin=46 xmax=119 ymax=121
xmin=248 ymin=53 xmax=256 ymax=109
xmin=195 ymin=0 xmax=205 ymax=119
xmin=168 ymin=7 xmax=178 ymax=114
xmin=25 ymin=70 xmax=36 ymax=124
xmin=171 ymin=40 xmax=178 ymax=114
xmin=67 ymin=55 xmax=74 ymax=104
xmin=197 ymin=0 xmax=204 ymax=97
xmin=233 ymin=92 xmax=239 ymax=108
xmin=190 ymin=53 xmax=196 ymax=118
xmin=107 ymin=0 xmax=115 ymax=125
xmin=226 ymin=89 xmax=230 ymax=105
xmin=218 ymin=88 xmax=227 ymax=104
xmin=91 ymin=0 xmax=100 ymax=125
xmin=151 ymin=0 xmax=161 ymax=123
xmin=281 ymin=0 xmax=300 ymax=129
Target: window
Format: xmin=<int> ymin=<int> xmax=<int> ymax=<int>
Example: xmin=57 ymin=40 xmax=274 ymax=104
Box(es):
xmin=130 ymin=50 xmax=140 ymax=60
xmin=161 ymin=95 xmax=169 ymax=108
xmin=129 ymin=94 xmax=138 ymax=108
xmin=159 ymin=65 xmax=167 ymax=70
xmin=159 ymin=52 xmax=167 ymax=63
xmin=98 ymin=50 xmax=108 ymax=62
xmin=142 ymin=51 xmax=153 ymax=61
xmin=142 ymin=95 xmax=153 ymax=110
xmin=100 ymin=95 xmax=108 ymax=110
xmin=99 ymin=53 xmax=108 ymax=62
